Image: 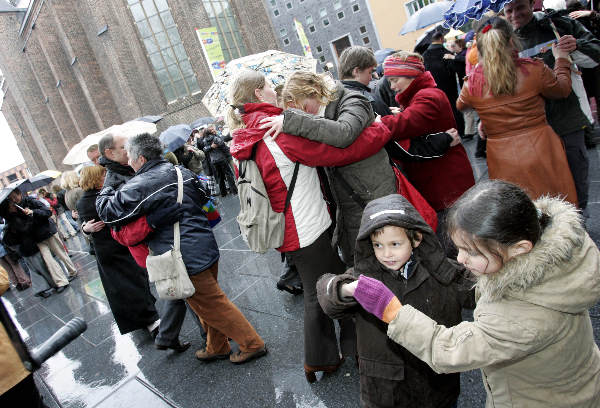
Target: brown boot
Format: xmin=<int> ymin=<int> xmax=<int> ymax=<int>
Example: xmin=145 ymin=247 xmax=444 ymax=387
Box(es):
xmin=229 ymin=346 xmax=268 ymax=364
xmin=195 ymin=348 xmax=230 ymax=362
xmin=304 ymin=357 xmax=345 ymax=383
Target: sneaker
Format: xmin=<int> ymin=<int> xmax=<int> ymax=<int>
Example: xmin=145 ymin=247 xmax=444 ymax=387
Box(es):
xmin=229 ymin=346 xmax=268 ymax=364
xmin=195 ymin=348 xmax=230 ymax=362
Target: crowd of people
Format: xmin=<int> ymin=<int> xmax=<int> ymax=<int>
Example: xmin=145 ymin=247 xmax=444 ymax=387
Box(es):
xmin=2 ymin=1 xmax=600 ymax=407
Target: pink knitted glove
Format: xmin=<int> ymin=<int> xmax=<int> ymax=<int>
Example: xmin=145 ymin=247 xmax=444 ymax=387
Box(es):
xmin=353 ymin=275 xmax=397 ymax=320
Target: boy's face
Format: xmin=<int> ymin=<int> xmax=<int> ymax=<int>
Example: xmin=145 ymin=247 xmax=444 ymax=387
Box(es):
xmin=371 ymin=226 xmax=420 ymax=271
xmin=353 ymin=65 xmax=377 ymax=86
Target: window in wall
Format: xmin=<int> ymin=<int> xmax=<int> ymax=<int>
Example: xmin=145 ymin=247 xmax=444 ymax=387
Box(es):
xmin=316 ymin=45 xmax=322 ymax=53
xmin=405 ymin=0 xmax=435 ymax=17
xmin=274 ymin=9 xmax=280 ymax=16
xmin=202 ymin=0 xmax=247 ymax=62
xmin=363 ymin=36 xmax=370 ymax=44
xmin=286 ymin=2 xmax=292 ymax=9
xmin=306 ymin=15 xmax=313 ymax=25
xmin=352 ymin=3 xmax=360 ymax=12
xmin=359 ymin=25 xmax=367 ymax=34
xmin=269 ymin=0 xmax=275 ymax=5
xmin=283 ymin=38 xmax=290 ymax=45
xmin=280 ymin=28 xmax=287 ymax=37
xmin=337 ymin=11 xmax=344 ymax=20
xmin=319 ymin=7 xmax=327 ymax=17
xmin=323 ymin=18 xmax=330 ymax=26
xmin=309 ymin=25 xmax=316 ymax=33
xmin=129 ymin=0 xmax=200 ymax=102
xmin=319 ymin=55 xmax=326 ymax=62
xmin=334 ymin=0 xmax=342 ymax=9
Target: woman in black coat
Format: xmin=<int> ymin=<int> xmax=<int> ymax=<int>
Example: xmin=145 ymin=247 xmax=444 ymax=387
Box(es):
xmin=76 ymin=166 xmax=159 ymax=335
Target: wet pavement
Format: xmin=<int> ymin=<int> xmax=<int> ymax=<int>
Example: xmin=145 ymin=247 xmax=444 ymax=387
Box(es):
xmin=2 ymin=138 xmax=600 ymax=408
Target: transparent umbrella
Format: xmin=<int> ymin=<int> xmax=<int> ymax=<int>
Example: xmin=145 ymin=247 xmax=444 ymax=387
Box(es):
xmin=201 ymin=50 xmax=317 ymax=117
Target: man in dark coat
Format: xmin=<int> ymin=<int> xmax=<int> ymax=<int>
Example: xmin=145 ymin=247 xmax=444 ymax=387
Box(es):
xmin=96 ymin=132 xmax=188 ymax=350
xmin=200 ymin=127 xmax=237 ymax=197
xmin=423 ymin=31 xmax=465 ymax=137
xmin=504 ymin=0 xmax=600 ymax=210
xmin=97 ymin=133 xmax=267 ymax=364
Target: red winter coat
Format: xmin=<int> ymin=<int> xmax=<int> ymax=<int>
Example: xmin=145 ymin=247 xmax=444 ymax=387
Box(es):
xmin=110 ymin=218 xmax=151 ymax=268
xmin=230 ymin=103 xmax=392 ymax=252
xmin=381 ymin=72 xmax=474 ymax=211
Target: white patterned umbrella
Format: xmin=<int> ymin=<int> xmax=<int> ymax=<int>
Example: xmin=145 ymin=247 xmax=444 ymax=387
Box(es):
xmin=201 ymin=50 xmax=317 ymax=117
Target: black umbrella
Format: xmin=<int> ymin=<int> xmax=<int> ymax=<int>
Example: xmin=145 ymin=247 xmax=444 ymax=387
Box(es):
xmin=190 ymin=117 xmax=215 ymax=129
xmin=414 ymin=24 xmax=450 ymax=55
xmin=0 ymin=179 xmax=29 ymax=207
xmin=134 ymin=115 xmax=163 ymax=123
xmin=23 ymin=174 xmax=55 ymax=192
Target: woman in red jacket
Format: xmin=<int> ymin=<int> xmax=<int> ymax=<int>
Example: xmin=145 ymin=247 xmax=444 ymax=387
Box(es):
xmin=379 ymin=52 xmax=475 ymax=252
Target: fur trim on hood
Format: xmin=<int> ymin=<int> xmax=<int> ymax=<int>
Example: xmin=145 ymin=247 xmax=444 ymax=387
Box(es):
xmin=476 ymin=197 xmax=600 ymax=312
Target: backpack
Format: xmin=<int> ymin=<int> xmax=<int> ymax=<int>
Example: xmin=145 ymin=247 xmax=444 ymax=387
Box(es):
xmin=236 ymin=143 xmax=299 ymax=254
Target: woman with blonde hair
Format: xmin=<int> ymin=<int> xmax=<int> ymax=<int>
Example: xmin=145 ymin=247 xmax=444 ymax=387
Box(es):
xmin=260 ymin=70 xmax=398 ymax=266
xmin=457 ymin=16 xmax=577 ymax=204
xmin=229 ymin=69 xmax=394 ymax=382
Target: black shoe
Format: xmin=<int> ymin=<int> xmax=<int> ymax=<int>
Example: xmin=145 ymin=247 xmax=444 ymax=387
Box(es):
xmin=68 ymin=274 xmax=78 ymax=282
xmin=276 ymin=281 xmax=303 ymax=295
xmin=56 ymin=286 xmax=67 ymax=294
xmin=36 ymin=289 xmax=53 ymax=298
xmin=156 ymin=341 xmax=191 ymax=353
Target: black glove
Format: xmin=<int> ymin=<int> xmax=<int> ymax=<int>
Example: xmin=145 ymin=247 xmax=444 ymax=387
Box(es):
xmin=146 ymin=203 xmax=184 ymax=230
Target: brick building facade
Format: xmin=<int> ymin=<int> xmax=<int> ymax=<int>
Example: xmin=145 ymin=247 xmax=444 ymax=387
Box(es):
xmin=0 ymin=0 xmax=278 ymax=173
xmin=0 ymin=162 xmax=29 ymax=187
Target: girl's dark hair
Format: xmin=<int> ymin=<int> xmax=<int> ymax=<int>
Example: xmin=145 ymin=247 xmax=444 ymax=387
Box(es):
xmin=447 ymin=180 xmax=550 ymax=258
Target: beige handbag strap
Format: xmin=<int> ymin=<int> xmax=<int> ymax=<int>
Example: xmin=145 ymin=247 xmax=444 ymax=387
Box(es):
xmin=174 ymin=166 xmax=183 ymax=251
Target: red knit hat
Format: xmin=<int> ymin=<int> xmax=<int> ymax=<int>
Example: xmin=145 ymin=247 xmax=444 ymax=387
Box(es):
xmin=383 ymin=55 xmax=425 ymax=77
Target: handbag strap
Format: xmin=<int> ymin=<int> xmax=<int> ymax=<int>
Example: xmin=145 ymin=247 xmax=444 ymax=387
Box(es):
xmin=283 ymin=162 xmax=300 ymax=213
xmin=174 ymin=166 xmax=183 ymax=251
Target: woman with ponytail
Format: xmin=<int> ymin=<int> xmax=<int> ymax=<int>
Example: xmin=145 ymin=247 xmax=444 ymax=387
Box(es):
xmin=458 ymin=16 xmax=578 ymax=205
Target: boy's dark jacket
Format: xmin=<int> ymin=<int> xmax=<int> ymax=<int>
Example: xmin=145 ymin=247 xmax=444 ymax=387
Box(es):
xmin=317 ymin=194 xmax=475 ymax=407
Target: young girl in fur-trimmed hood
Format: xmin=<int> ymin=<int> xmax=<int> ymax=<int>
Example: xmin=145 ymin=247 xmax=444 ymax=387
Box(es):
xmin=349 ymin=180 xmax=600 ymax=407
xmin=316 ymin=194 xmax=475 ymax=407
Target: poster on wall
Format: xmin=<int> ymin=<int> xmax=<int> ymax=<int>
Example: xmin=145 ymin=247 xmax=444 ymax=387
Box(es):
xmin=293 ymin=19 xmax=313 ymax=58
xmin=196 ymin=27 xmax=227 ymax=81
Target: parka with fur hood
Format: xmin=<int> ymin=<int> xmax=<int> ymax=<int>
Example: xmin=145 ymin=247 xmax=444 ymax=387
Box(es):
xmin=316 ymin=194 xmax=474 ymax=408
xmin=386 ymin=197 xmax=600 ymax=407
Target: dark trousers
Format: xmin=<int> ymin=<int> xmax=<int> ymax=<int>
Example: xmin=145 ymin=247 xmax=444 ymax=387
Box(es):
xmin=286 ymin=230 xmax=356 ymax=366
xmin=212 ymin=161 xmax=237 ymax=197
xmin=560 ymin=129 xmax=589 ymax=209
xmin=154 ymin=298 xmax=187 ymax=347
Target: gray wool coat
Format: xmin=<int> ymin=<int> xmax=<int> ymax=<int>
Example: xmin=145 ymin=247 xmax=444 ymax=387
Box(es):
xmin=282 ymin=82 xmax=397 ymax=265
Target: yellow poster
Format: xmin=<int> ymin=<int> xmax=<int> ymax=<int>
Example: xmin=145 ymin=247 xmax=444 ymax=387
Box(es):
xmin=294 ymin=19 xmax=313 ymax=58
xmin=196 ymin=27 xmax=227 ymax=81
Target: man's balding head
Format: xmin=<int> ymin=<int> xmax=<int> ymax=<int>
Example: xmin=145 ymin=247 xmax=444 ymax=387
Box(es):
xmin=99 ymin=132 xmax=129 ymax=165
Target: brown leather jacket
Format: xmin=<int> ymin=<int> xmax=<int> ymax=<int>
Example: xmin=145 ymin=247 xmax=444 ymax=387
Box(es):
xmin=457 ymin=57 xmax=577 ymax=205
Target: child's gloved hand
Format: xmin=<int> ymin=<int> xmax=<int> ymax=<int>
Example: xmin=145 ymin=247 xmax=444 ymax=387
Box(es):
xmin=353 ymin=275 xmax=402 ymax=323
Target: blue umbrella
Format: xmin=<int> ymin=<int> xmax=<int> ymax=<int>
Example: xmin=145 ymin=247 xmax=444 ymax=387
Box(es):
xmin=190 ymin=117 xmax=215 ymax=129
xmin=160 ymin=124 xmax=193 ymax=153
xmin=400 ymin=1 xmax=454 ymax=35
xmin=444 ymin=0 xmax=514 ymax=29
xmin=374 ymin=48 xmax=396 ymax=64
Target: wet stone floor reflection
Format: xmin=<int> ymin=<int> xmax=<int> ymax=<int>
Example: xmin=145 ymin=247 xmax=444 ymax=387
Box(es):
xmin=2 ymin=139 xmax=600 ymax=407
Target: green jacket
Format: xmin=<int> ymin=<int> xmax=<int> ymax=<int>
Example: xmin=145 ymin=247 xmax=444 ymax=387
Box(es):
xmin=517 ymin=12 xmax=600 ymax=135
xmin=282 ymin=82 xmax=396 ymax=265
